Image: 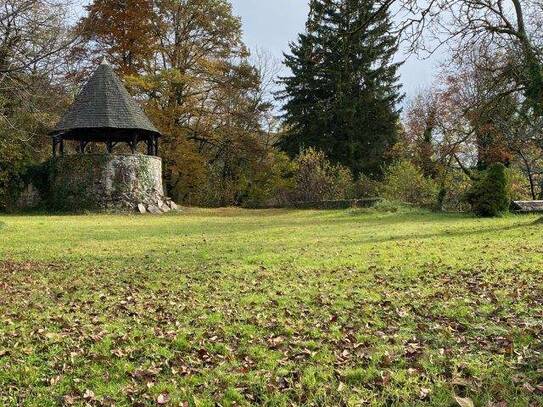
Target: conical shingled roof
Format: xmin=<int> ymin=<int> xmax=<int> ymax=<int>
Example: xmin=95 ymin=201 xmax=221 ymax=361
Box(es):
xmin=51 ymin=60 xmax=160 ymax=136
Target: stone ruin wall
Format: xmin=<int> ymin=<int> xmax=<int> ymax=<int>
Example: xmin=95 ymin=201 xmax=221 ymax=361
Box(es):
xmin=48 ymin=154 xmax=176 ymax=213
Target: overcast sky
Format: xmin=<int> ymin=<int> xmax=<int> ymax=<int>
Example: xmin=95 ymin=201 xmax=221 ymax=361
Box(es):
xmin=230 ymin=0 xmax=441 ymax=105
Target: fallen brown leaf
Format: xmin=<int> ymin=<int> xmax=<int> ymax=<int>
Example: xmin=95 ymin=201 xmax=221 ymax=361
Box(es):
xmin=454 ymin=395 xmax=474 ymax=407
xmin=419 ymin=387 xmax=430 ymax=399
xmin=157 ymin=393 xmax=170 ymax=404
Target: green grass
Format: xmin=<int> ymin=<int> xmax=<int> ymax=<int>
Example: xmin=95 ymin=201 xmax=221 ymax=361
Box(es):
xmin=0 ymin=207 xmax=542 ymax=406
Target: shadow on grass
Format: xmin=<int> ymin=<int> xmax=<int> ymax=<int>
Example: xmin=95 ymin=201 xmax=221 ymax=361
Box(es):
xmin=182 ymin=207 xmax=295 ymax=217
xmin=6 ymin=218 xmax=533 ymax=271
xmin=42 ymin=218 xmax=531 ymax=268
xmin=1 ymin=209 xmax=534 ymax=250
xmin=345 ymin=221 xmax=530 ymax=247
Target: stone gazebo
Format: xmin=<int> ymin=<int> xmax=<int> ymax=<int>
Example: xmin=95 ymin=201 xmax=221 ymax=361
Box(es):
xmin=49 ymin=59 xmax=175 ymax=213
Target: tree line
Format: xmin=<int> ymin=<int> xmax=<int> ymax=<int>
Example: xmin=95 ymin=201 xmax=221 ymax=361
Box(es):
xmin=1 ymin=0 xmax=543 ymax=215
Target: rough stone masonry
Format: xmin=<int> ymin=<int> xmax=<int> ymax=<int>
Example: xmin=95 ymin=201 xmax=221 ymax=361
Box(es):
xmin=48 ymin=154 xmax=177 ymax=213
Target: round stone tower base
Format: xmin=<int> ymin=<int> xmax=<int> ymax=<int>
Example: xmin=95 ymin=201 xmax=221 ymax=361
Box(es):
xmin=49 ymin=154 xmax=176 ymax=212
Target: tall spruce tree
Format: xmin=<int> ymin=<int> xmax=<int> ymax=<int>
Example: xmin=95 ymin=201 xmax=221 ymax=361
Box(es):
xmin=278 ymin=2 xmax=330 ymax=155
xmin=279 ymin=0 xmax=403 ymax=177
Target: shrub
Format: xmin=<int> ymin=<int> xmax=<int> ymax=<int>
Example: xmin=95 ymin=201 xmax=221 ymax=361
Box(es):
xmin=198 ymin=169 xmax=239 ymax=207
xmin=370 ymin=199 xmax=404 ymax=213
xmin=354 ymin=174 xmax=381 ymax=199
xmin=466 ymin=163 xmax=511 ymax=217
xmin=290 ymin=148 xmax=354 ymax=203
xmin=379 ymin=160 xmax=438 ymax=208
xmin=0 ymin=160 xmax=51 ymax=212
xmin=241 ymin=151 xmax=296 ymax=208
xmin=508 ymin=166 xmax=533 ymax=201
xmin=0 ymin=141 xmax=32 ymax=211
xmin=437 ymin=169 xmax=472 ymax=212
xmin=349 ymin=199 xmax=422 ymax=216
xmin=172 ymin=148 xmax=296 ymax=208
xmin=164 ymin=137 xmax=209 ymax=206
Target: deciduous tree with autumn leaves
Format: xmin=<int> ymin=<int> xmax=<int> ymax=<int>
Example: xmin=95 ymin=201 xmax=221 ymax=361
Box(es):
xmin=75 ymin=0 xmax=283 ymax=206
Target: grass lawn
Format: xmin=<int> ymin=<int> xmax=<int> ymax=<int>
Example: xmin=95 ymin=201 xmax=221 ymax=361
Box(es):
xmin=0 ymin=208 xmax=542 ymax=406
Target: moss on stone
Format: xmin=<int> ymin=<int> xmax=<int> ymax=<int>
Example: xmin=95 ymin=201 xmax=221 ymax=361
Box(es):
xmin=48 ymin=154 xmax=163 ymax=212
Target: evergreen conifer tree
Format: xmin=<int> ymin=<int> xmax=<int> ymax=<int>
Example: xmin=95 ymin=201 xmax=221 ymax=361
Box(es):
xmin=279 ymin=0 xmax=403 ymax=177
xmin=278 ymin=1 xmax=332 ymax=155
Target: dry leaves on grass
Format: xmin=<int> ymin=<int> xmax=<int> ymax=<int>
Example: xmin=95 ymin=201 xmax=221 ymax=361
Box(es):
xmin=157 ymin=393 xmax=170 ymax=404
xmin=454 ymin=395 xmax=474 ymax=407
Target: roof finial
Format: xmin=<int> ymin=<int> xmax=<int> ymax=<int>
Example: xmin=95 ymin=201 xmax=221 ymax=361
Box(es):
xmin=100 ymin=56 xmax=110 ymax=66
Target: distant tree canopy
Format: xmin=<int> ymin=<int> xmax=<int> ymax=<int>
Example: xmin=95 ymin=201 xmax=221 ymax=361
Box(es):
xmin=279 ymin=0 xmax=403 ymax=178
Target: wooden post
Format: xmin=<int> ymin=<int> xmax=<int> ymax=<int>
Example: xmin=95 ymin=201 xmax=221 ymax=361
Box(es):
xmin=52 ymin=137 xmax=57 ymax=157
xmin=60 ymin=138 xmax=64 ymax=155
xmin=129 ymin=135 xmax=137 ymax=154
